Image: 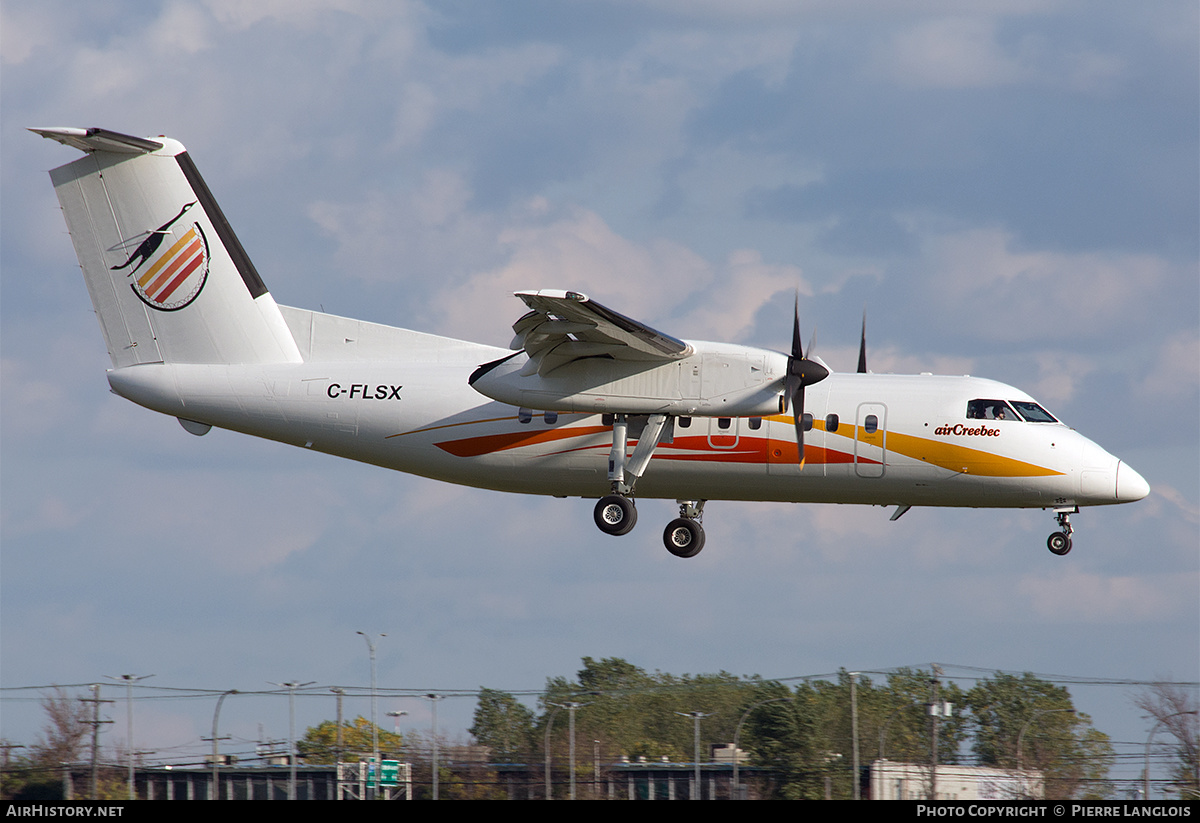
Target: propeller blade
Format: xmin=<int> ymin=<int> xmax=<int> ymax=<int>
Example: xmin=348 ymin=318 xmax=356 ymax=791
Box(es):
xmin=857 ymin=309 xmax=868 ymax=374
xmin=793 ymin=384 xmax=806 ymax=463
xmin=783 ymin=291 xmax=829 ymax=463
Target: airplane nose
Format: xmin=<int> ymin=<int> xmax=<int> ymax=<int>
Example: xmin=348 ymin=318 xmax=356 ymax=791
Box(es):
xmin=1116 ymin=461 xmax=1150 ymax=502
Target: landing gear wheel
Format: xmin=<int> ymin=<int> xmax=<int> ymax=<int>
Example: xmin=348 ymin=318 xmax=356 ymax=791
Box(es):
xmin=663 ymin=518 xmax=705 ymax=558
xmin=1047 ymin=532 xmax=1072 ymax=555
xmin=594 ymin=495 xmax=637 ymax=536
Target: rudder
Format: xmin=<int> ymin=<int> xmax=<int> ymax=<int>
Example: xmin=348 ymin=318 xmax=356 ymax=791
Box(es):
xmin=34 ymin=127 xmax=302 ymax=367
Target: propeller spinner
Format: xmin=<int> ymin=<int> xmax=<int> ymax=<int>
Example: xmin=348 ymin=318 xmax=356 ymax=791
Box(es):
xmin=783 ymin=294 xmax=829 ymax=463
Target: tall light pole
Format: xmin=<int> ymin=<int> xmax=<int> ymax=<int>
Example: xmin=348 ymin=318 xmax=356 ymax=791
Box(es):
xmin=547 ymin=701 xmax=589 ymax=799
xmin=733 ymin=696 xmax=792 ymax=800
xmin=269 ymin=680 xmax=314 ymax=800
xmin=357 ymin=631 xmax=386 ymax=796
xmin=1015 ymin=708 xmax=1075 ymax=797
xmin=676 ymin=711 xmax=711 ymax=800
xmin=387 ymin=710 xmax=408 ymax=736
xmin=1145 ymin=710 xmax=1199 ymax=799
xmin=426 ymin=694 xmax=443 ymax=799
xmin=106 ymin=673 xmax=153 ymax=800
xmin=210 ymin=689 xmax=238 ymax=801
xmin=544 ymin=703 xmax=563 ymax=800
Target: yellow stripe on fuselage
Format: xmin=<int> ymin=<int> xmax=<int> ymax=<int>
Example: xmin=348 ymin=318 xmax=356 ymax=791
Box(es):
xmin=764 ymin=414 xmax=1062 ymax=477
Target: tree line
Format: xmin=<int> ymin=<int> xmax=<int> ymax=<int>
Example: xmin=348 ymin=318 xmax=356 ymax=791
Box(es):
xmin=3 ymin=664 xmax=1195 ymax=800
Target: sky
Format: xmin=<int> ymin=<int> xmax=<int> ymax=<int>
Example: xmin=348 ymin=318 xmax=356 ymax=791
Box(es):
xmin=1 ymin=0 xmax=1197 ymax=794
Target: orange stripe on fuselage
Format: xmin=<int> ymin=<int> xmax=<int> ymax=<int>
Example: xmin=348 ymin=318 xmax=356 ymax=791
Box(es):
xmin=434 ymin=425 xmax=611 ymax=458
xmin=429 ymin=415 xmax=1057 ymax=477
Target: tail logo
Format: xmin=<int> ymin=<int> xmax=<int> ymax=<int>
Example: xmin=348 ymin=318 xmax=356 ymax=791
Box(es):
xmin=115 ymin=203 xmax=210 ymax=311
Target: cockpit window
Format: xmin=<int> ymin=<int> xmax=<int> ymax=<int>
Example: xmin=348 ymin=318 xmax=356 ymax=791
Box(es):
xmin=966 ymin=399 xmax=1016 ymax=421
xmin=1009 ymin=401 xmax=1058 ymax=423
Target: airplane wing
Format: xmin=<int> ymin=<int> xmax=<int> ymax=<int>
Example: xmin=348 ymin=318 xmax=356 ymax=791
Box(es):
xmin=509 ymin=290 xmax=691 ymax=376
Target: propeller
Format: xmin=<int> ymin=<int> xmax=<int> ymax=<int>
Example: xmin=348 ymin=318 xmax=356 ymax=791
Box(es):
xmin=783 ymin=293 xmax=829 ymax=463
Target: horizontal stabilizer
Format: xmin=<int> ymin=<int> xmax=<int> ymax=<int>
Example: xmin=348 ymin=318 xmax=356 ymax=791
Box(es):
xmin=31 ymin=127 xmax=164 ymax=155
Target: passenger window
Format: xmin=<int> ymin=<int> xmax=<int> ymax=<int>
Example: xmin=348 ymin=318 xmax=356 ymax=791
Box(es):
xmin=518 ymin=408 xmax=532 ymax=424
xmin=718 ymin=417 xmax=731 ymax=430
xmin=825 ymin=414 xmax=839 ymax=433
xmin=543 ymin=411 xmax=558 ymax=425
xmin=678 ymin=416 xmax=691 ymax=428
xmin=748 ymin=417 xmax=762 ymax=430
xmin=864 ymin=414 xmax=878 ymax=434
xmin=802 ymin=413 xmax=813 ymax=432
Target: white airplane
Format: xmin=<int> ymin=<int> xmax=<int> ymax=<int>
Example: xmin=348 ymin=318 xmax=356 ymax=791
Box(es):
xmin=33 ymin=127 xmax=1150 ymax=558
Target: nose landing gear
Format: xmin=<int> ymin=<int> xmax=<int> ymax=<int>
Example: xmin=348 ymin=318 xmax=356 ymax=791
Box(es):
xmin=1047 ymin=508 xmax=1075 ymax=555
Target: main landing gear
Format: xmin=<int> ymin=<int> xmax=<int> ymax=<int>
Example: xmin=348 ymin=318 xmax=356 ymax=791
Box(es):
xmin=592 ymin=495 xmax=708 ymax=557
xmin=663 ymin=500 xmax=706 ymax=558
xmin=591 ymin=412 xmax=708 ymax=557
xmin=1047 ymin=508 xmax=1075 ymax=555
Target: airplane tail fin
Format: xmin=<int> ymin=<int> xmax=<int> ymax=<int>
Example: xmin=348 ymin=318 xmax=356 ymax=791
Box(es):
xmin=33 ymin=127 xmax=302 ymax=368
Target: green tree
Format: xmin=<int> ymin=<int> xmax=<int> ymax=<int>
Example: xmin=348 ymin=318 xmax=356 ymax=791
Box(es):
xmin=296 ymin=716 xmax=402 ymax=764
xmin=469 ymin=688 xmax=536 ymax=762
xmin=540 ymin=657 xmax=760 ymax=761
xmin=742 ymin=681 xmax=826 ymax=799
xmin=742 ymin=668 xmax=967 ymax=800
xmin=965 ymin=672 xmax=1113 ymax=799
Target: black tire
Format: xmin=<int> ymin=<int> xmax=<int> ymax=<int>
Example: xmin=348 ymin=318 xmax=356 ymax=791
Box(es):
xmin=663 ymin=518 xmax=705 ymax=557
xmin=594 ymin=495 xmax=637 ymax=536
xmin=1047 ymin=532 xmax=1072 ymax=555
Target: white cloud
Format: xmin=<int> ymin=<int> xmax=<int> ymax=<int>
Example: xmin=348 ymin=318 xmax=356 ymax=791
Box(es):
xmin=1138 ymin=330 xmax=1200 ymax=401
xmin=922 ymin=227 xmax=1173 ymax=342
xmin=878 ymin=14 xmax=1127 ymax=93
xmin=1019 ymin=568 xmax=1195 ymax=621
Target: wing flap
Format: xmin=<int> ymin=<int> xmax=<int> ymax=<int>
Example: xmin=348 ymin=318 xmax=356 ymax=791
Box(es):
xmin=512 ymin=289 xmax=690 ymax=376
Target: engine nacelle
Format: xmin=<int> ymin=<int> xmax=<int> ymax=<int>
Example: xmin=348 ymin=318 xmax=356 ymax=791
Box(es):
xmin=470 ymin=341 xmax=788 ymax=417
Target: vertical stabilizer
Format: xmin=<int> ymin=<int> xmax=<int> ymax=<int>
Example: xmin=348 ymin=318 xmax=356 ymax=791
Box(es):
xmin=34 ymin=127 xmax=302 ymax=367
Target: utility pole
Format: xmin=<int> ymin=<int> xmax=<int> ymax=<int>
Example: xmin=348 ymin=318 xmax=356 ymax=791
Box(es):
xmin=930 ymin=666 xmax=940 ymax=801
xmin=850 ymin=672 xmax=861 ymax=800
xmin=926 ymin=665 xmax=953 ymax=802
xmin=79 ymin=685 xmax=113 ymax=800
xmin=331 ymin=688 xmax=345 ymax=765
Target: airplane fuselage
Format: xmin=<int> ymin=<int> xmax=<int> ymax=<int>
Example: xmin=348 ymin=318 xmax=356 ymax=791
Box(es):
xmin=106 ymin=305 xmax=1142 ymax=513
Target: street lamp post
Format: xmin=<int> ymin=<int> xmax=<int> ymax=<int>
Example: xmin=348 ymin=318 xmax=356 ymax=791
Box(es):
xmin=676 ymin=711 xmax=711 ymax=800
xmin=426 ymin=694 xmax=443 ymax=799
xmin=1144 ymin=710 xmax=1199 ymax=799
xmin=269 ymin=680 xmax=314 ymax=800
xmin=106 ymin=673 xmax=153 ymax=800
xmin=210 ymin=689 xmax=238 ymax=801
xmin=356 ymin=631 xmax=386 ymax=796
xmin=547 ymin=701 xmax=588 ymax=799
xmin=733 ymin=696 xmax=792 ymax=800
xmin=543 ymin=703 xmax=563 ymax=800
xmin=1015 ymin=708 xmax=1075 ymax=798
